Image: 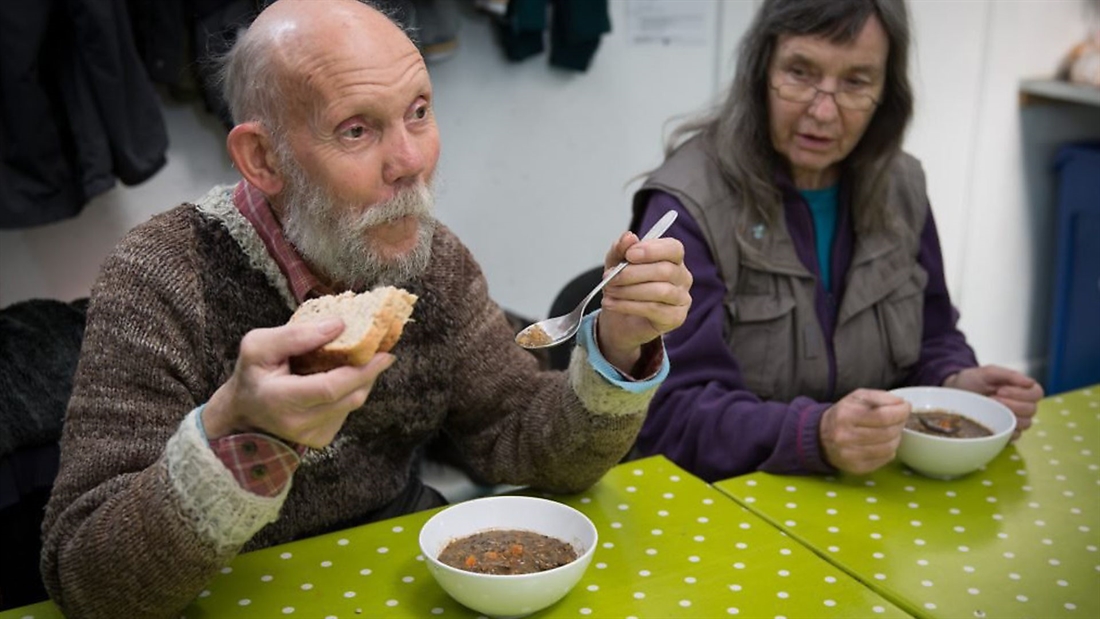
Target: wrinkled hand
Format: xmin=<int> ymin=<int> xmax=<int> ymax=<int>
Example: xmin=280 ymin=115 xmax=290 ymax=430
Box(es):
xmin=595 ymin=231 xmax=692 ymax=372
xmin=820 ymin=389 xmax=911 ymax=475
xmin=943 ymin=365 xmax=1043 ymax=440
xmin=202 ymin=318 xmax=394 ymax=448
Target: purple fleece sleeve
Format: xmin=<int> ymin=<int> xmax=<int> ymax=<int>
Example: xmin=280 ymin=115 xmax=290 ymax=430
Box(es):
xmin=632 ymin=192 xmax=835 ymax=482
xmin=906 ymin=207 xmax=979 ymax=386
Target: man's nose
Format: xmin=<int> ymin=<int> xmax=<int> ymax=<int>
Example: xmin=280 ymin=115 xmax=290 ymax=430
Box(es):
xmin=382 ymin=127 xmax=426 ymax=186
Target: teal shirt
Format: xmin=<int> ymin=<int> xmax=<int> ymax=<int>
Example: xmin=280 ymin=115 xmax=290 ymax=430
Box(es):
xmin=799 ymin=185 xmax=839 ymax=292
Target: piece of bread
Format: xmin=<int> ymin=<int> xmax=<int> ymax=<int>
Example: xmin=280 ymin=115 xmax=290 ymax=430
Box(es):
xmin=288 ymin=286 xmax=418 ymax=375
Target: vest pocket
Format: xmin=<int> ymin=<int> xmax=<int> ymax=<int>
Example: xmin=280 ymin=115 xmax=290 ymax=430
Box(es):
xmin=875 ymin=267 xmax=927 ymax=372
xmin=726 ymin=294 xmax=797 ymax=399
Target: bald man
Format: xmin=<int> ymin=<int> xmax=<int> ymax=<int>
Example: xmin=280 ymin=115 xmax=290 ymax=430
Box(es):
xmin=40 ymin=1 xmax=692 ymax=616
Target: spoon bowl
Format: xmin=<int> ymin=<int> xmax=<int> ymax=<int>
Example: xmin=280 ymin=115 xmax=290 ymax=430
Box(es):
xmin=515 ymin=210 xmax=678 ymax=350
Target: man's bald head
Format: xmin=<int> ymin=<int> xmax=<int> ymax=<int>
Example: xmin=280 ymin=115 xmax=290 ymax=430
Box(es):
xmin=220 ymin=0 xmax=415 ymax=133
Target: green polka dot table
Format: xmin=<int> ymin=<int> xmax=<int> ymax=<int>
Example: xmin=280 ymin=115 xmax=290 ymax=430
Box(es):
xmin=2 ymin=456 xmax=906 ymax=618
xmin=715 ymin=385 xmax=1100 ymax=619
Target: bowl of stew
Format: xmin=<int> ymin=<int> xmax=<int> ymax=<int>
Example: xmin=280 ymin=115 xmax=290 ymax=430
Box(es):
xmin=892 ymin=386 xmax=1016 ymax=479
xmin=418 ymin=495 xmax=597 ymax=617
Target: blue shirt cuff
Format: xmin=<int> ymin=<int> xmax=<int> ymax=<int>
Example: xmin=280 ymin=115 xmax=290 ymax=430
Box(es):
xmin=578 ymin=310 xmax=669 ymax=393
xmin=194 ymin=403 xmax=209 ymax=446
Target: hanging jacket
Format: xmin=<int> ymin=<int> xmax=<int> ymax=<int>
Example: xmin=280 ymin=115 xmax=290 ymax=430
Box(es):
xmin=0 ymin=0 xmax=168 ymax=229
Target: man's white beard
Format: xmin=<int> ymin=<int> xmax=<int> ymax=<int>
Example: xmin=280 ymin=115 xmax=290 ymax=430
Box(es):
xmin=277 ymin=151 xmax=436 ymax=291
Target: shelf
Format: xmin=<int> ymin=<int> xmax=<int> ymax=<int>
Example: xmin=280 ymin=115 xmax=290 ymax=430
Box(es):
xmin=1019 ymin=78 xmax=1100 ymax=107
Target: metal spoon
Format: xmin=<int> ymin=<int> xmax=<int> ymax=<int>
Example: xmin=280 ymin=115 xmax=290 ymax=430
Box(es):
xmin=514 ymin=209 xmax=678 ymax=350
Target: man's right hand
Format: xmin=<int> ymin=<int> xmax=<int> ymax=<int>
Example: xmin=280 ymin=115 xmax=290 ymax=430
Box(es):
xmin=820 ymin=389 xmax=911 ymax=475
xmin=202 ymin=318 xmax=394 ymax=448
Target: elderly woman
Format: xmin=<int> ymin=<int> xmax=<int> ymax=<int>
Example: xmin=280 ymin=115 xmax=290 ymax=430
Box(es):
xmin=630 ymin=0 xmax=1043 ymax=481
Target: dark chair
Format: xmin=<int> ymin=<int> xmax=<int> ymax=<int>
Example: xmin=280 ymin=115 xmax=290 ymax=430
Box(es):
xmin=0 ymin=298 xmax=87 ymax=610
xmin=547 ymin=266 xmax=604 ymax=371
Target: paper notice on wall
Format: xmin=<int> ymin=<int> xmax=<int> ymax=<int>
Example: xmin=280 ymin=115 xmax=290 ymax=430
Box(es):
xmin=626 ymin=0 xmax=710 ymax=47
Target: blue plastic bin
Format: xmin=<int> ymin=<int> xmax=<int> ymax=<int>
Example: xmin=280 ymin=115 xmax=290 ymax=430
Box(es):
xmin=1047 ymin=141 xmax=1100 ymax=394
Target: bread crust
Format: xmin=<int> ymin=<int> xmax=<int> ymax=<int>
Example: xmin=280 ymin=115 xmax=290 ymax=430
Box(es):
xmin=289 ymin=287 xmax=418 ymax=375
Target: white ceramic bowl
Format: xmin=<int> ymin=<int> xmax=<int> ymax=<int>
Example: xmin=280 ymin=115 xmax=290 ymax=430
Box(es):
xmin=892 ymin=386 xmax=1016 ymax=479
xmin=418 ymin=496 xmax=597 ymax=618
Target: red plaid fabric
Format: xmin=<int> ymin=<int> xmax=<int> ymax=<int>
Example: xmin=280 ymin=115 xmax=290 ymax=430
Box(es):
xmin=232 ymin=180 xmax=334 ymax=303
xmin=208 ymin=433 xmax=306 ymax=497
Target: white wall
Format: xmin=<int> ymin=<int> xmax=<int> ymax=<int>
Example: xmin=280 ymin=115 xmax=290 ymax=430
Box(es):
xmin=1 ymin=0 xmax=1095 ymax=380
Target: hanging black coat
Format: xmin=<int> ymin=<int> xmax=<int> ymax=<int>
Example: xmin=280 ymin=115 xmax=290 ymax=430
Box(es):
xmin=0 ymin=0 xmax=168 ymax=229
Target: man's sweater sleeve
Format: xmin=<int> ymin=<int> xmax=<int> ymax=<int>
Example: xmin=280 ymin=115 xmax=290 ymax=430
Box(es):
xmin=40 ymin=227 xmax=285 ymax=619
xmin=631 ymin=193 xmax=836 ymax=482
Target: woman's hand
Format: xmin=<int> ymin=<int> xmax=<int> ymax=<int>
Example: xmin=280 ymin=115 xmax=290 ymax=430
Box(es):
xmin=820 ymin=389 xmax=911 ymax=475
xmin=943 ymin=365 xmax=1043 ymax=440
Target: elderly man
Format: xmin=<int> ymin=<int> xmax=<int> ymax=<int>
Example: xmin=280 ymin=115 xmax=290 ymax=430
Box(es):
xmin=39 ymin=1 xmax=692 ymax=617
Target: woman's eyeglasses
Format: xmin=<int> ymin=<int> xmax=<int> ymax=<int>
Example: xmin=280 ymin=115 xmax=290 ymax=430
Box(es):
xmin=770 ymin=82 xmax=880 ymax=111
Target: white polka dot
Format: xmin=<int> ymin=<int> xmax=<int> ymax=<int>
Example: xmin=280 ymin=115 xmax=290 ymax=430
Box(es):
xmin=869 ymin=514 xmax=880 ymax=521
xmin=907 ymin=503 xmax=919 ymax=509
xmin=828 ymin=546 xmax=839 ymax=553
xmin=701 ymin=517 xmax=713 ymax=524
xmin=866 ymin=497 xmax=878 ymax=503
xmin=924 ymin=602 xmax=937 ymax=610
xmin=651 ymin=529 xmax=663 ymax=536
xmin=870 ymin=533 xmax=882 ymax=540
xmin=688 ymin=556 xmax=700 ymax=563
xmin=921 ymin=580 xmax=933 ymax=587
xmin=1004 ymin=552 xmax=1014 ymax=558
xmin=826 ymin=491 xmax=837 ymax=498
xmin=904 ymin=486 xmax=915 ymax=492
xmin=954 ymin=526 xmax=965 ymax=533
xmin=824 ymin=576 xmax=836 ymax=583
xmin=684 ymin=577 xmax=697 ymax=584
xmin=1066 ymin=603 xmax=1077 ymax=610
xmin=968 ymin=587 xmax=980 ymax=594
xmin=917 ymin=559 xmax=928 ymax=566
xmin=729 ymin=584 xmax=742 ymax=591
xmin=1050 ymin=559 xmax=1061 ymax=566
xmin=633 ymin=592 xmax=645 ymax=599
xmin=392 ymin=526 xmax=403 ymax=533
xmin=220 ymin=567 xmax=232 ymax=574
xmin=998 ymin=533 xmax=1009 ymax=539
xmin=300 ymin=583 xmax=313 ymax=590
xmin=321 ymin=561 xmax=332 ymax=567
xmin=1016 ymin=595 xmax=1028 ymax=602
xmin=694 ymin=535 xmax=705 ymax=542
xmin=610 ymin=522 xmax=622 ymax=529
xmin=784 ymin=519 xmax=797 ymax=526
xmin=260 ymin=575 xmax=273 ymax=582
xmin=779 ymin=548 xmax=791 ymax=555
xmin=1009 ymin=573 xmax=1021 ymax=580
xmin=596 ymin=562 xmax=607 ymax=569
xmin=963 ymin=566 xmax=974 ymax=573
xmin=633 ymin=468 xmax=644 ymax=476
xmin=778 ymin=569 xmax=790 ymax=577
xmin=431 ymin=609 xmax=443 ymax=615
xmin=828 ymin=526 xmax=839 ymax=533
xmin=658 ymin=510 xmax=669 ymax=517
xmin=873 ymin=606 xmax=885 ymax=613
xmin=360 ymin=568 xmax=372 ymax=576
xmin=280 ymin=552 xmax=292 ymax=559
xmin=950 ymin=508 xmax=961 ymax=515
xmin=958 ymin=546 xmax=970 ymax=552
xmin=777 ymin=591 xmax=789 ymax=599
xmin=337 ymin=538 xmax=349 ymax=546
xmin=282 ymin=607 xmax=295 ymax=615
xmin=344 ymin=591 xmax=356 ymax=598
xmin=646 ymin=548 xmax=657 ymax=556
xmin=915 ymin=539 xmax=926 ymax=546
xmin=639 ymin=570 xmax=651 ymax=577
xmin=824 ymin=599 xmax=836 ymax=607
xmin=586 ymin=584 xmax=599 ymax=592
xmin=747 ymin=479 xmax=758 ymax=486
xmin=785 ymin=486 xmax=797 ymax=492
xmin=873 ymin=552 xmax=884 ymax=559
xmin=617 ymin=504 xmax=629 ymax=511
xmin=874 ymin=573 xmax=886 ymax=580
xmin=826 ymin=508 xmax=837 ymax=515
xmin=735 ymin=542 xmax=747 ymax=549
xmin=603 ymin=542 xmax=614 ymax=548
xmin=737 ymin=521 xmax=748 ymax=529
xmin=733 ymin=562 xmax=746 ymax=569
xmin=402 ymin=576 xmax=414 ymax=583
xmin=198 ymin=590 xmax=211 ymax=598
xmin=238 ymin=599 xmax=250 ymax=606
xmin=727 ymin=609 xmax=740 ymax=615
xmin=946 ymin=491 xmax=957 ymax=497
xmin=703 ymin=498 xmax=714 ymax=505
xmin=663 ymin=492 xmax=675 ymax=499
xmin=1057 ymin=580 xmax=1068 ymax=586
xmin=910 ymin=520 xmax=922 ymax=527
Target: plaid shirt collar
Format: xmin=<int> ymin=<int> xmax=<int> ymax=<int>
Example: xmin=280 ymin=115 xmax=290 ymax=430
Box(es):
xmin=232 ymin=180 xmax=335 ymax=303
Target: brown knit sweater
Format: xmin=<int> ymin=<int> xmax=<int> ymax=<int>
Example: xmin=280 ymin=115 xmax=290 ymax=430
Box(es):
xmin=41 ymin=185 xmax=655 ymax=618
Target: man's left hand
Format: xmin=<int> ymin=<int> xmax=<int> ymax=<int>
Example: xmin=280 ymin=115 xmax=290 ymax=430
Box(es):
xmin=595 ymin=231 xmax=692 ymax=372
xmin=944 ymin=365 xmax=1044 ymax=440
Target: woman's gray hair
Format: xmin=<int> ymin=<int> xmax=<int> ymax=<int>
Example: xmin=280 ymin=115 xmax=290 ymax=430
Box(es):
xmin=666 ymin=0 xmax=913 ymax=237
xmin=217 ymin=0 xmax=412 ymax=140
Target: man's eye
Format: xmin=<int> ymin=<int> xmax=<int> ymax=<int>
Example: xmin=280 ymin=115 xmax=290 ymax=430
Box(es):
xmin=343 ymin=125 xmax=367 ymax=139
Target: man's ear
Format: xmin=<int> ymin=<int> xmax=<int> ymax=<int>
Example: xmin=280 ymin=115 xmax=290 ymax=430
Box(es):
xmin=226 ymin=122 xmax=285 ymax=196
